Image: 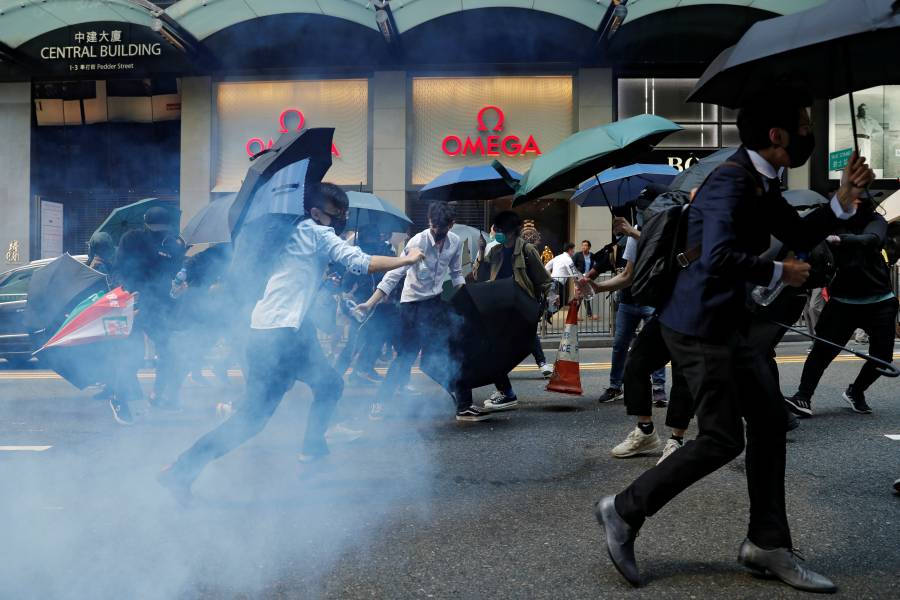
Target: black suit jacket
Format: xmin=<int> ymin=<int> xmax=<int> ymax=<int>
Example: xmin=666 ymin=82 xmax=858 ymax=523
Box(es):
xmin=573 ymin=251 xmax=595 ymax=275
xmin=659 ymin=147 xmax=841 ymax=341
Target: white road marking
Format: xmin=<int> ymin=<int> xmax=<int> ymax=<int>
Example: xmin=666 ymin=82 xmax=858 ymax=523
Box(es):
xmin=0 ymin=445 xmax=52 ymax=452
xmin=885 ymin=435 xmax=900 ymax=441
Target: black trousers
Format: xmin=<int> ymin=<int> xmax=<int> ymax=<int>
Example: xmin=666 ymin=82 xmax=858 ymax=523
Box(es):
xmin=798 ymin=297 xmax=899 ymax=399
xmin=616 ymin=323 xmax=791 ymax=550
xmin=622 ymin=317 xmax=693 ymax=431
xmin=170 ymin=322 xmax=343 ymax=484
xmin=374 ymin=297 xmax=466 ymax=410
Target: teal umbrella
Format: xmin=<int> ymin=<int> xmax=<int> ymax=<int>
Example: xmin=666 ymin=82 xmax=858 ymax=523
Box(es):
xmin=347 ymin=191 xmax=412 ymax=234
xmin=94 ymin=198 xmax=180 ymax=246
xmin=500 ymin=114 xmax=682 ymax=206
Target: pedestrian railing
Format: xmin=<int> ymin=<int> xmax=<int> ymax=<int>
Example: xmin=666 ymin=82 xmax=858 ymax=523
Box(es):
xmin=539 ymin=274 xmax=616 ymax=338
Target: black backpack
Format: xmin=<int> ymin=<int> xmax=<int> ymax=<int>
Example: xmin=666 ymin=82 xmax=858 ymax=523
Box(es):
xmin=629 ymin=204 xmax=697 ymax=308
xmin=630 ymin=161 xmax=753 ymax=308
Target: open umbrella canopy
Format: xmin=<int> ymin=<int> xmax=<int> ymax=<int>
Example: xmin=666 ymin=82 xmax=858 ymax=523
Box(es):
xmin=688 ymin=0 xmax=900 ymax=107
xmin=571 ymin=164 xmax=679 ymax=209
xmin=94 ymin=199 xmax=180 ymax=246
xmin=668 ymin=147 xmax=740 ymax=193
xmin=39 ymin=287 xmax=135 ymax=350
xmin=229 ymin=128 xmax=335 ymax=238
xmin=421 ymin=277 xmax=540 ymax=391
xmin=509 ymin=114 xmax=682 ymax=205
xmin=419 ymin=165 xmax=523 ymax=202
xmin=346 ymin=191 xmax=412 ymax=234
xmin=23 ymin=254 xmax=108 ymax=335
xmin=181 ymin=193 xmax=237 ymax=246
xmin=783 ymin=189 xmax=829 ymax=210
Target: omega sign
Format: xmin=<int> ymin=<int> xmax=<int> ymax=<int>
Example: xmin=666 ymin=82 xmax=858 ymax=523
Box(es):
xmin=441 ymin=106 xmax=541 ymax=157
xmin=245 ymin=109 xmax=341 ymax=157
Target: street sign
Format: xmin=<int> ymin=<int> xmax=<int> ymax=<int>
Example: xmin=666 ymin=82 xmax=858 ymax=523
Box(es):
xmin=829 ymin=147 xmax=853 ymax=171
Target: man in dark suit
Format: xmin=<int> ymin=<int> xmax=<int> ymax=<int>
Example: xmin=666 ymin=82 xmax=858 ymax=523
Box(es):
xmin=573 ymin=240 xmax=598 ymax=319
xmin=594 ymin=94 xmax=874 ymax=592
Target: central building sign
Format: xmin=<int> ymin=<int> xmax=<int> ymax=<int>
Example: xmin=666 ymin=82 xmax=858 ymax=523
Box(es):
xmin=411 ymin=76 xmax=574 ymax=186
xmin=214 ymin=80 xmax=369 ymax=192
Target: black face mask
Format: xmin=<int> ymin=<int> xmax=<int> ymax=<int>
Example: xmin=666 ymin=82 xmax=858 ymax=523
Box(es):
xmin=786 ymin=131 xmax=815 ymax=168
xmin=330 ymin=216 xmax=348 ymax=236
xmin=432 ymin=231 xmax=448 ymax=242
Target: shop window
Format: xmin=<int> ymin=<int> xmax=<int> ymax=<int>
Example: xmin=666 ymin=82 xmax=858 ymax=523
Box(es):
xmin=829 ymin=85 xmax=900 ymax=180
xmin=617 ymin=78 xmax=736 ymax=149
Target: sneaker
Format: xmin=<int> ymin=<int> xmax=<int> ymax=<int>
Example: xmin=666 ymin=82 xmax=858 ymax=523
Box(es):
xmin=854 ymin=330 xmax=869 ymax=344
xmin=842 ymin=385 xmax=872 ymax=414
xmin=157 ymin=464 xmax=192 ymax=507
xmin=652 ymin=387 xmax=668 ymax=407
xmin=109 ymin=397 xmax=134 ymax=425
xmin=483 ymin=391 xmax=519 ymax=412
xmin=369 ymin=402 xmax=385 ymax=421
xmin=784 ymin=393 xmax=813 ymax=418
xmin=325 ymin=422 xmax=364 ymax=444
xmin=93 ymin=385 xmax=113 ymax=400
xmin=611 ymin=426 xmax=661 ymax=458
xmin=656 ymin=438 xmax=683 ymax=465
xmin=597 ymin=387 xmax=624 ymax=404
xmin=540 ymin=362 xmax=554 ymax=379
xmin=455 ymin=406 xmax=492 ymax=422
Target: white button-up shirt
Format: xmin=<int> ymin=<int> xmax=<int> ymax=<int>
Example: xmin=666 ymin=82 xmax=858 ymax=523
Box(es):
xmin=378 ymin=229 xmax=465 ymax=303
xmin=746 ymin=149 xmax=855 ymax=288
xmin=546 ymin=252 xmax=577 ymax=283
xmin=251 ymin=219 xmax=372 ymax=330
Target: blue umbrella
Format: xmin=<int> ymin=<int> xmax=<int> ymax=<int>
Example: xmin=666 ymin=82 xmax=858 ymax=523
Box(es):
xmin=347 ymin=191 xmax=412 ymax=234
xmin=419 ymin=165 xmax=522 ymax=202
xmin=571 ymin=164 xmax=679 ymax=209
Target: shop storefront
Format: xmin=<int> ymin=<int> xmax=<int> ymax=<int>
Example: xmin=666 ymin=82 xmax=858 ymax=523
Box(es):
xmin=827 ymin=86 xmax=900 ymax=184
xmin=408 ymin=75 xmax=575 ymax=249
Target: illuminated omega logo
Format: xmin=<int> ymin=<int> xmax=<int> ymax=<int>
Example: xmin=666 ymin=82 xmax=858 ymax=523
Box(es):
xmin=245 ymin=109 xmax=341 ymax=157
xmin=441 ymin=106 xmax=541 ymax=157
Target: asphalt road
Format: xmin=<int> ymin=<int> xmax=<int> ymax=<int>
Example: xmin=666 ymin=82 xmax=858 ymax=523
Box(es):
xmin=0 ymin=341 xmax=898 ymax=600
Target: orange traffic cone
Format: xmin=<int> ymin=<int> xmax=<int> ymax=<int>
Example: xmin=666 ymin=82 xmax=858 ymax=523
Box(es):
xmin=547 ymin=299 xmax=583 ymax=395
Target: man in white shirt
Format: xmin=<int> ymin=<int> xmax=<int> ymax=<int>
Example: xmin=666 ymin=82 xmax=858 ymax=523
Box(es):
xmin=545 ymin=242 xmax=577 ymax=307
xmin=358 ymin=202 xmax=491 ymax=422
xmin=159 ymin=183 xmax=422 ymax=502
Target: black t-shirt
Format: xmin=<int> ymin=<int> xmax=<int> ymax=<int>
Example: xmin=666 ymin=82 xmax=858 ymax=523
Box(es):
xmin=496 ymin=246 xmax=515 ymax=280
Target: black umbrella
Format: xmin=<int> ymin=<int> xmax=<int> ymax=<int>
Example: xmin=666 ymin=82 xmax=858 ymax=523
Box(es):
xmin=688 ymin=0 xmax=900 ymax=156
xmin=229 ymin=128 xmax=335 ymax=239
xmin=420 ymin=277 xmax=540 ymax=391
xmin=23 ymin=254 xmax=108 ymax=336
xmin=181 ymin=193 xmax=237 ymax=246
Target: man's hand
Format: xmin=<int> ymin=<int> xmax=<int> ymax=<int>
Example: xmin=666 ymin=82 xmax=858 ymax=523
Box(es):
xmin=837 ymin=151 xmax=875 ymax=211
xmin=403 ymin=248 xmax=424 ymax=266
xmin=613 ymin=217 xmax=639 ymax=239
xmin=781 ymin=257 xmax=811 ymax=288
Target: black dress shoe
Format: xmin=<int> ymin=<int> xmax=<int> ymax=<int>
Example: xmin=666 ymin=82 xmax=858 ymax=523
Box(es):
xmin=737 ymin=538 xmax=837 ymax=594
xmin=594 ymin=495 xmax=641 ymax=587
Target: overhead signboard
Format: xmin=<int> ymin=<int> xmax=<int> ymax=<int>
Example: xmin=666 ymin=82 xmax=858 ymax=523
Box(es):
xmin=18 ymin=22 xmax=190 ymax=77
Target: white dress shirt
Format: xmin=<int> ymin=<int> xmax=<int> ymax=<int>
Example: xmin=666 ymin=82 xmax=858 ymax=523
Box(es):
xmin=378 ymin=229 xmax=465 ymax=303
xmin=545 ymin=252 xmax=577 ymax=283
xmin=251 ymin=219 xmax=372 ymax=330
xmin=746 ymin=149 xmax=855 ymax=288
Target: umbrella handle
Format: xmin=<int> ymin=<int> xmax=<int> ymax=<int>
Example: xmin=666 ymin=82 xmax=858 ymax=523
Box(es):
xmin=767 ymin=318 xmax=899 ymax=378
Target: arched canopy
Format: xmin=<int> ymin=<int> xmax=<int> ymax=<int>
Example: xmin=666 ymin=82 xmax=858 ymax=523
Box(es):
xmin=0 ymin=0 xmax=157 ymax=49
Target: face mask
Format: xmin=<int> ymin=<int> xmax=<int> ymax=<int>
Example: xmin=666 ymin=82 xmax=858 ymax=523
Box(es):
xmin=785 ymin=131 xmax=815 ymax=168
xmin=494 ymin=232 xmax=507 ymax=245
xmin=330 ymin=216 xmax=348 ymax=236
xmin=432 ymin=230 xmax=448 ymax=242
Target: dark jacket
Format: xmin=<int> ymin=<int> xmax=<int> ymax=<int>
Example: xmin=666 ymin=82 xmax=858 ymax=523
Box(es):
xmin=573 ymin=251 xmax=591 ymax=274
xmin=827 ymin=210 xmax=893 ymax=299
xmin=473 ymin=237 xmax=552 ymax=300
xmin=659 ymin=147 xmax=839 ymax=340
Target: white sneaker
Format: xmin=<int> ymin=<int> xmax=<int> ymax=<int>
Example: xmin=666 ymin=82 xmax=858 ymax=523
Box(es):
xmin=325 ymin=422 xmax=364 ymax=444
xmin=540 ymin=363 xmax=554 ymax=379
xmin=483 ymin=391 xmax=519 ymax=411
xmin=369 ymin=402 xmax=385 ymax=421
xmin=611 ymin=426 xmax=661 ymax=458
xmin=656 ymin=438 xmax=684 ymax=465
